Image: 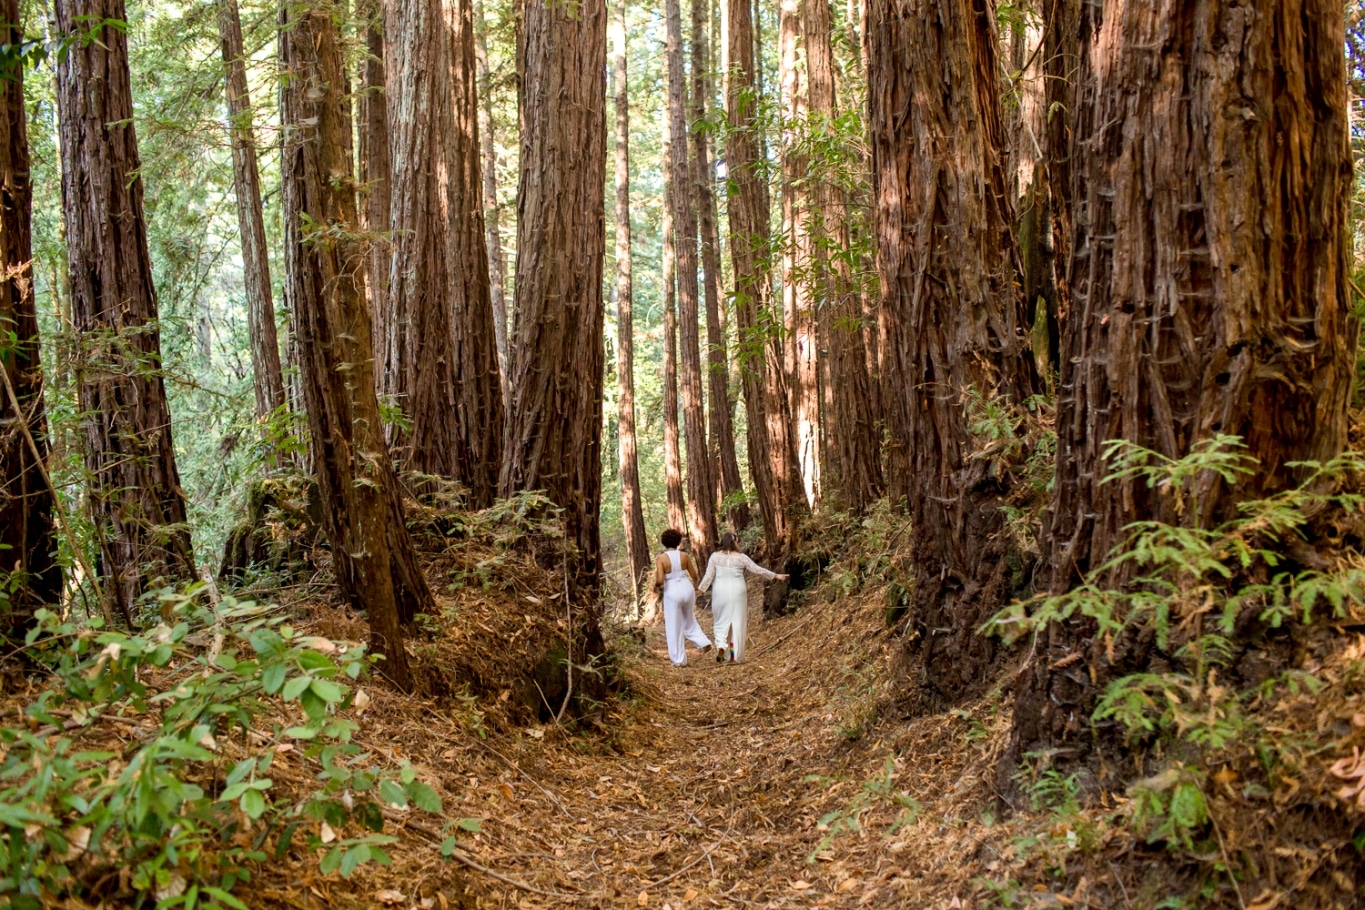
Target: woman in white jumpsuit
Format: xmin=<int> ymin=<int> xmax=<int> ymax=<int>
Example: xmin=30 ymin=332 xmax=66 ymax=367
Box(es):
xmin=654 ymin=528 xmax=712 ymax=666
xmin=698 ymin=533 xmax=787 ymax=663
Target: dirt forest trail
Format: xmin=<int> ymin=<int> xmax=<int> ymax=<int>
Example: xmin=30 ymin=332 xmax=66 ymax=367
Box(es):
xmin=301 ymin=586 xmax=1014 ymax=910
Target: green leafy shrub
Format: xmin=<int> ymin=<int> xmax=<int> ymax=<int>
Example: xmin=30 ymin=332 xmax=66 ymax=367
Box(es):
xmin=986 ymin=436 xmax=1365 ymax=864
xmin=1 ymin=589 xmax=446 ymax=907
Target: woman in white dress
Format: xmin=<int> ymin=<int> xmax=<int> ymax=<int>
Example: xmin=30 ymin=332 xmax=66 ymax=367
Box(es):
xmin=654 ymin=528 xmax=712 ymax=666
xmin=698 ymin=533 xmax=787 ymax=663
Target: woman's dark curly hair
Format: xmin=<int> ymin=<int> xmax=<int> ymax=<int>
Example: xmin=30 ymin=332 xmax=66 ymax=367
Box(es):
xmin=660 ymin=528 xmax=683 ymax=548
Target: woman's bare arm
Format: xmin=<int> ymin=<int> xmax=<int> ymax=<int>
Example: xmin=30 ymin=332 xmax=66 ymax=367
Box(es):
xmin=683 ymin=554 xmax=700 ymax=586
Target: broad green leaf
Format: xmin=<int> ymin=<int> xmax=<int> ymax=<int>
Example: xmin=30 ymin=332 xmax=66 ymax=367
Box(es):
xmin=240 ymin=788 xmax=267 ymax=820
xmin=378 ymin=778 xmax=408 ymax=808
xmin=407 ymin=781 xmax=442 ymax=813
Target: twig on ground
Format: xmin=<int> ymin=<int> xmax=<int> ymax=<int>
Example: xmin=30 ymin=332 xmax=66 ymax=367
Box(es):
xmin=642 ymin=841 xmax=719 ymax=889
xmin=420 ymin=708 xmax=579 ymax=821
xmin=385 ymin=810 xmax=587 ymax=900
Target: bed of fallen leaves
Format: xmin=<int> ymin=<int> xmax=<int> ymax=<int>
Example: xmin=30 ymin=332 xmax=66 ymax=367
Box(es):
xmin=24 ymin=484 xmax=1365 ymax=909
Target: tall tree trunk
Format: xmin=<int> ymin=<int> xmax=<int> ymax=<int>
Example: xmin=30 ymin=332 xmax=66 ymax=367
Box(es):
xmin=1040 ymin=0 xmax=1077 ymax=363
xmin=1012 ymin=0 xmax=1357 ymax=757
xmin=381 ymin=0 xmax=502 ymax=501
xmin=821 ymin=189 xmax=883 ymax=512
xmin=662 ymin=112 xmax=687 ymax=533
xmin=665 ymin=0 xmax=718 ymax=557
xmin=692 ymin=0 xmax=749 ymax=532
xmin=381 ymin=0 xmax=464 ymax=480
xmin=446 ymin=0 xmax=506 ymax=505
xmin=56 ymin=0 xmax=197 ymax=623
xmin=501 ymin=0 xmax=608 ymax=597
xmin=802 ymin=0 xmax=881 ymax=513
xmin=723 ymin=0 xmax=804 ymax=558
xmin=869 ymin=0 xmax=1037 ymax=706
xmin=612 ymin=4 xmax=651 ymax=603
xmin=358 ymin=0 xmax=392 ymax=351
xmin=0 ymin=0 xmax=60 ymax=628
xmin=473 ymin=0 xmax=509 ymax=388
xmin=218 ymin=0 xmax=286 ymax=428
xmin=280 ymin=0 xmax=433 ymax=688
xmin=777 ymin=0 xmax=820 ymax=508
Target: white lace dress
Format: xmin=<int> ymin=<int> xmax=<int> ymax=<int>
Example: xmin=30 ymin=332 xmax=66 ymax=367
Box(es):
xmin=699 ymin=551 xmax=778 ymax=662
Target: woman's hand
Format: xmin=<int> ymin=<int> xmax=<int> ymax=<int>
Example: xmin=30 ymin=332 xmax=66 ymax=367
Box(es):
xmin=776 ymin=573 xmax=789 ymax=581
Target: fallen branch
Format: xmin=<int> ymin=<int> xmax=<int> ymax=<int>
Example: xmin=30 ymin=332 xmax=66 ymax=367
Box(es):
xmin=383 ymin=809 xmax=586 ymax=901
xmin=419 ymin=707 xmax=579 ymax=821
xmin=642 ymin=840 xmax=718 ymax=889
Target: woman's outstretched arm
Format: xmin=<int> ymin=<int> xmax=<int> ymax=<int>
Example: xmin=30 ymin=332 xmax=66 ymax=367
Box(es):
xmin=698 ymin=553 xmax=718 ymax=592
xmin=741 ymin=554 xmax=786 ymax=581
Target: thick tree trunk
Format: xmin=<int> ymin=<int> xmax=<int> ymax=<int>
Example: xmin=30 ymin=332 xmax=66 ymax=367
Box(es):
xmin=662 ymin=121 xmax=687 ymax=534
xmin=723 ymin=0 xmax=805 ymax=557
xmin=0 ymin=0 xmax=60 ymax=627
xmin=692 ymin=0 xmax=749 ymax=533
xmin=501 ymin=0 xmax=608 ymax=597
xmin=358 ymin=0 xmax=392 ymax=349
xmin=777 ymin=0 xmax=820 ymax=509
xmin=218 ymin=0 xmax=286 ymax=427
xmin=869 ymin=0 xmax=1037 ymax=706
xmin=382 ymin=0 xmax=462 ymax=479
xmin=380 ymin=0 xmax=502 ymax=501
xmin=473 ymin=0 xmax=509 ymax=388
xmin=1002 ymin=16 xmax=1057 ymax=373
xmin=280 ymin=0 xmax=433 ymax=688
xmin=665 ymin=0 xmax=718 ymax=558
xmin=801 ymin=0 xmax=881 ymax=513
xmin=821 ymin=190 xmax=883 ymax=513
xmin=56 ymin=0 xmax=197 ymax=623
xmin=612 ymin=6 xmax=651 ymax=604
xmin=446 ymin=0 xmax=506 ymax=505
xmin=1012 ymin=0 xmax=1357 ymax=756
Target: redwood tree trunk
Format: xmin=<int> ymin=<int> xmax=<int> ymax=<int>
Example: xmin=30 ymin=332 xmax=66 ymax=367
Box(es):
xmin=800 ymin=0 xmax=881 ymax=513
xmin=665 ymin=0 xmax=718 ymax=557
xmin=281 ymin=0 xmax=433 ymax=688
xmin=473 ymin=0 xmax=509 ymax=388
xmin=0 ymin=0 xmax=60 ymax=626
xmin=56 ymin=0 xmax=197 ymax=622
xmin=692 ymin=0 xmax=749 ymax=533
xmin=723 ymin=0 xmax=805 ymax=558
xmin=380 ymin=0 xmax=502 ymax=501
xmin=446 ymin=0 xmax=506 ymax=505
xmin=612 ymin=5 xmax=651 ymax=603
xmin=359 ymin=0 xmax=392 ymax=346
xmin=778 ymin=0 xmax=820 ymax=508
xmin=501 ymin=0 xmax=608 ymax=596
xmin=869 ymin=0 xmax=1037 ymax=706
xmin=218 ymin=0 xmax=286 ymax=426
xmin=1012 ymin=0 xmax=1357 ymax=756
xmin=662 ymin=101 xmax=687 ymax=534
xmin=381 ymin=0 xmax=460 ymax=478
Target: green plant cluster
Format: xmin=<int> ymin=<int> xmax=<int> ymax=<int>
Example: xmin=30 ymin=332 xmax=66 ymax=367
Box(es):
xmin=988 ymin=436 xmax=1365 ymax=858
xmin=0 ymin=589 xmax=453 ymax=908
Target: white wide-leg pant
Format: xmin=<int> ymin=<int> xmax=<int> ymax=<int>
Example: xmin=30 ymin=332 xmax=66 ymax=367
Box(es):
xmin=710 ymin=576 xmax=749 ymax=661
xmin=663 ymin=581 xmax=710 ymax=666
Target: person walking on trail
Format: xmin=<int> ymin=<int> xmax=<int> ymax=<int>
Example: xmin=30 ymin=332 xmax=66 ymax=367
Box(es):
xmin=655 ymin=528 xmax=712 ymax=666
xmin=698 ymin=532 xmax=786 ymax=664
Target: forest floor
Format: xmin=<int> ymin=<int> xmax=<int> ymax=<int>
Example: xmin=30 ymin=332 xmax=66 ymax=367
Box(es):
xmin=243 ymin=581 xmax=1044 ymax=910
